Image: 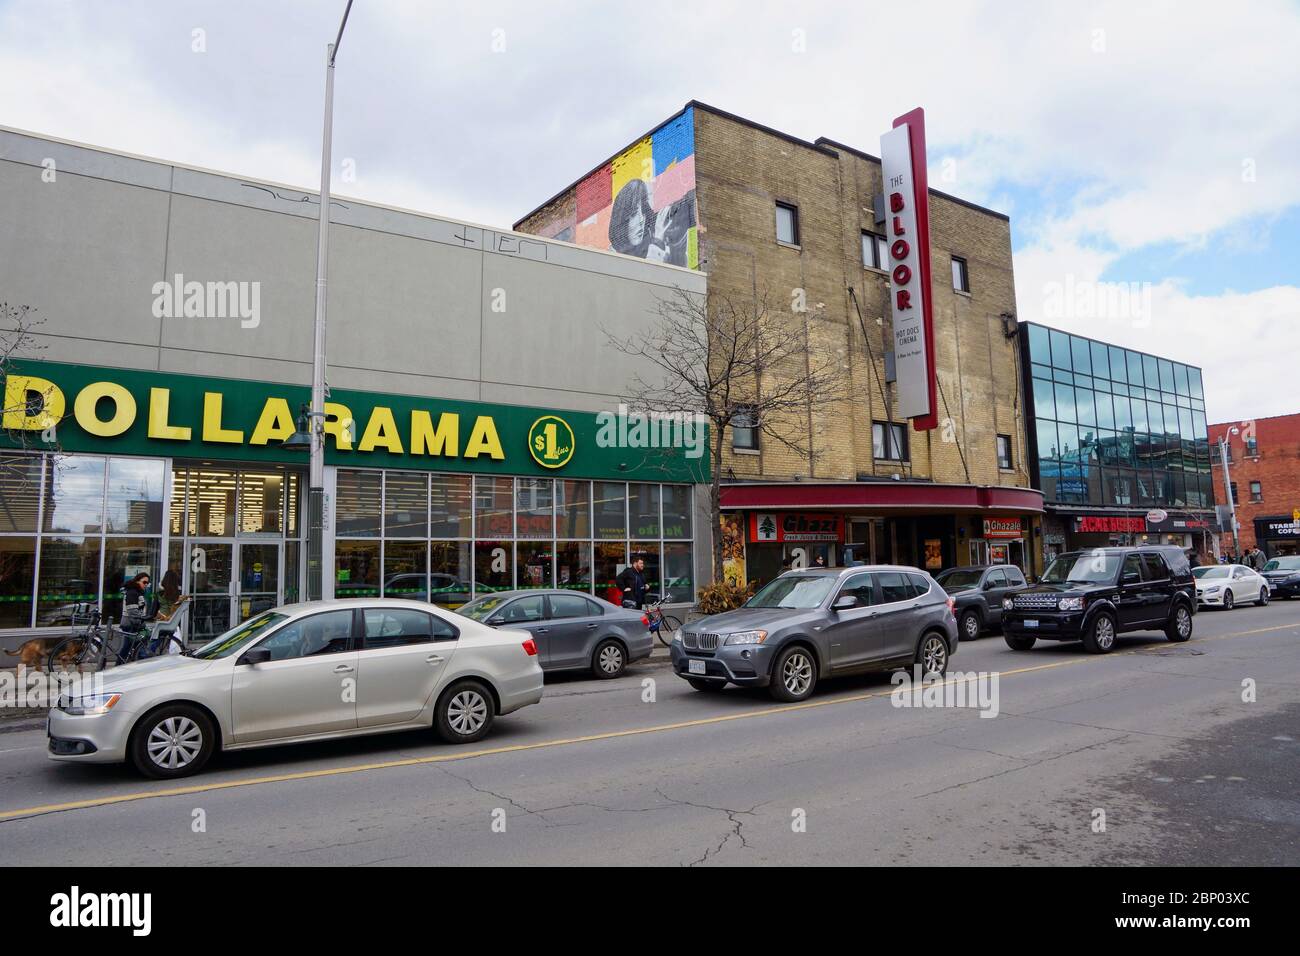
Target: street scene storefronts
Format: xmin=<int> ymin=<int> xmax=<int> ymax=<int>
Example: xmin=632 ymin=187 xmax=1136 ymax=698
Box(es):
xmin=718 ymin=481 xmax=1044 ymax=587
xmin=1018 ymin=322 xmax=1217 ymax=562
xmin=0 ymin=361 xmax=702 ymax=641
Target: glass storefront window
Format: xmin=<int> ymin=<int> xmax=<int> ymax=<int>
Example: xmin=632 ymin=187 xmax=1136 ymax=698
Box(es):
xmin=630 ymin=484 xmax=660 ymax=539
xmin=383 ymin=540 xmax=427 ymax=599
xmin=0 ymin=455 xmax=42 ymax=532
xmin=474 ymin=540 xmax=514 ymax=593
xmin=594 ymin=482 xmax=626 ymax=540
xmin=556 ymin=480 xmax=590 ymax=539
xmin=36 ymin=536 xmax=100 ymax=627
xmin=555 ymin=541 xmax=592 ymax=592
xmin=43 ymin=455 xmax=106 ymax=534
xmin=385 ymin=472 xmax=428 ymax=538
xmin=284 ymin=540 xmax=301 ymax=604
xmin=475 ymin=477 xmax=513 ymax=539
xmin=430 ymin=541 xmax=472 ymax=606
xmin=632 ymin=542 xmax=662 ymax=597
xmin=663 ymin=542 xmax=695 ymax=604
xmin=516 ymin=540 xmax=554 ymax=588
xmin=515 ymin=478 xmax=553 ymax=540
xmin=662 ymin=485 xmax=692 ymax=539
xmin=0 ymin=536 xmax=36 ymax=628
xmin=237 ymin=471 xmax=285 ymax=534
xmin=188 ymin=467 xmax=237 ymax=536
xmin=594 ymin=542 xmax=626 ymax=604
xmin=430 ymin=474 xmax=472 ymax=538
xmin=102 ymin=537 xmax=162 ymax=623
xmin=336 ymin=539 xmax=380 ymax=598
xmin=336 ymin=470 xmax=381 ymax=536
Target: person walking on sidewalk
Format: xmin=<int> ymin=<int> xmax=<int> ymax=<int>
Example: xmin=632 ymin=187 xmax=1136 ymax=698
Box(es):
xmin=617 ymin=557 xmax=649 ymax=610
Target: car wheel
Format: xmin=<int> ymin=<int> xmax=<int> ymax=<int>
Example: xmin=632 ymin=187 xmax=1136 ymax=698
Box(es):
xmin=916 ymin=632 xmax=949 ymax=678
xmin=687 ymin=677 xmax=725 ymax=693
xmin=769 ymin=645 xmax=817 ymax=703
xmin=960 ymin=610 xmax=982 ymax=642
xmin=1256 ymin=587 xmax=1269 ymax=607
xmin=1004 ymin=632 xmax=1037 ymax=651
xmin=435 ymin=680 xmax=495 ymax=744
xmin=1222 ymin=590 xmax=1234 ymax=610
xmin=592 ymin=639 xmax=626 ymax=679
xmin=129 ymin=704 xmax=215 ymax=779
xmin=1165 ymin=603 xmax=1193 ymax=643
xmin=1081 ymin=612 xmax=1117 ymax=654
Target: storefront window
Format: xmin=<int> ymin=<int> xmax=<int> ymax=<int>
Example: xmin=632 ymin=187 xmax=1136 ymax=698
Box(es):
xmin=594 ymin=482 xmax=626 ymax=540
xmin=516 ymin=540 xmax=553 ymax=588
xmin=632 ymin=541 xmax=661 ymax=597
xmin=430 ymin=475 xmax=472 ymax=538
xmin=385 ymin=472 xmax=428 ymax=538
xmin=663 ymin=542 xmax=694 ymax=604
xmin=430 ymin=541 xmax=471 ymax=606
xmin=474 ymin=540 xmax=514 ymax=593
xmin=630 ymin=484 xmax=660 ymax=538
xmin=36 ymin=536 xmax=100 ymax=627
xmin=515 ymin=478 xmax=553 ymax=539
xmin=43 ymin=455 xmax=106 ymax=534
xmin=383 ymin=540 xmax=427 ymax=599
xmin=662 ymin=485 xmax=692 ymax=539
xmin=102 ymin=537 xmax=162 ymax=622
xmin=187 ymin=467 xmax=237 ymax=536
xmin=336 ymin=539 xmax=380 ymax=597
xmin=336 ymin=470 xmax=382 ymax=536
xmin=0 ymin=536 xmax=36 ymax=628
xmin=555 ymin=540 xmax=591 ymax=592
xmin=594 ymin=541 xmax=626 ymax=604
xmin=475 ymin=477 xmax=513 ymax=539
xmin=556 ymin=480 xmax=590 ymax=539
xmin=0 ymin=455 xmax=42 ymax=532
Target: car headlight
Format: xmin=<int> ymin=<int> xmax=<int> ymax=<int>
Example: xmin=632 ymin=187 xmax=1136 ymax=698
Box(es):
xmin=1203 ymin=585 xmax=1220 ymax=594
xmin=1057 ymin=596 xmax=1085 ymax=611
xmin=671 ymin=627 xmax=683 ymax=644
xmin=1002 ymin=597 xmax=1014 ymax=611
xmin=58 ymin=693 xmax=122 ymax=716
xmin=724 ymin=630 xmax=768 ymax=645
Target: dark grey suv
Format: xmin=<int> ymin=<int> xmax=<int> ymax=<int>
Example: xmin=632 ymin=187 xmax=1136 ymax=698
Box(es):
xmin=670 ymin=566 xmax=959 ymax=702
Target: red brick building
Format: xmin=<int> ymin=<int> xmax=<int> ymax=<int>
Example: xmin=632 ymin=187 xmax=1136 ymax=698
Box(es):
xmin=1209 ymin=413 xmax=1300 ymax=558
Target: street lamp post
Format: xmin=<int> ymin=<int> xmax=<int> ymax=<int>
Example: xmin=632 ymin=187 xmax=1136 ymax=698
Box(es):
xmin=1218 ymin=427 xmax=1240 ymax=560
xmin=306 ymin=0 xmax=354 ymax=602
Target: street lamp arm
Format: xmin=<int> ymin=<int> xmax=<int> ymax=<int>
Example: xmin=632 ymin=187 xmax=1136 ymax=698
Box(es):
xmin=329 ymin=0 xmax=355 ymax=66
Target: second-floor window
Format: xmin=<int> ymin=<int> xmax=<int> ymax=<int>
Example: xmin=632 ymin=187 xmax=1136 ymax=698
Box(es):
xmin=1230 ymin=482 xmax=1238 ymax=505
xmin=775 ymin=203 xmax=799 ymax=245
xmin=951 ymin=256 xmax=970 ymax=293
xmin=862 ymin=231 xmax=887 ymax=270
xmin=732 ymin=405 xmax=759 ymax=451
xmin=873 ymin=421 xmax=908 ymax=461
xmin=1245 ymin=437 xmax=1259 ymax=457
xmin=1250 ymin=481 xmax=1262 ymax=502
xmin=996 ymin=434 xmax=1013 ymax=470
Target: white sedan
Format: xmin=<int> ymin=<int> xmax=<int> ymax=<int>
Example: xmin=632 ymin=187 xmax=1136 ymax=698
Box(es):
xmin=1192 ymin=565 xmax=1269 ymax=610
xmin=47 ymin=599 xmax=544 ymax=778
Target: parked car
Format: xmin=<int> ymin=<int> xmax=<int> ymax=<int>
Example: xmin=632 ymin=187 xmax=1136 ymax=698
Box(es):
xmin=934 ymin=564 xmax=1028 ymax=640
xmin=670 ymin=566 xmax=958 ymax=702
xmin=1192 ymin=564 xmax=1269 ymax=609
xmin=382 ymin=572 xmax=471 ymax=605
xmin=1001 ymin=548 xmax=1195 ymax=654
xmin=47 ymin=599 xmax=544 ymax=779
xmin=1261 ymin=556 xmax=1300 ymax=599
xmin=455 ymin=589 xmax=652 ymax=679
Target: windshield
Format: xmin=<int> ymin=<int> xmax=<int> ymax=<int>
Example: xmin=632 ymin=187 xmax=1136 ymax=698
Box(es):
xmin=1193 ymin=566 xmax=1230 ymax=579
xmin=1041 ymin=552 xmax=1121 ymax=585
xmin=745 ymin=575 xmax=836 ymax=609
xmin=456 ymin=595 xmax=511 ymax=622
xmin=1264 ymin=557 xmax=1300 ymax=572
xmin=191 ymin=611 xmax=288 ymax=660
xmin=936 ymin=569 xmax=983 ymax=590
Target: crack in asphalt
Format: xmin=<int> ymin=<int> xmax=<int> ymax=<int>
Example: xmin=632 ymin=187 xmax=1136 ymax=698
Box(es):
xmin=913 ymin=733 xmax=1132 ymax=799
xmin=655 ymin=787 xmax=761 ymax=866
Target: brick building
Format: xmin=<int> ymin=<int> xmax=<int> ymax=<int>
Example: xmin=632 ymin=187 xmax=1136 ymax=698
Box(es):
xmin=517 ymin=102 xmax=1044 ymax=583
xmin=1209 ymin=414 xmax=1300 ymax=558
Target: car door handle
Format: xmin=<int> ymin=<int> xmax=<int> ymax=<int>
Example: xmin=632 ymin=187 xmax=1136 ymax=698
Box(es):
xmin=425 ymin=655 xmax=444 ymax=665
xmin=586 ymin=623 xmax=599 ymax=629
xmin=535 ymin=627 xmax=550 ymax=633
xmin=333 ymin=664 xmax=354 ymax=674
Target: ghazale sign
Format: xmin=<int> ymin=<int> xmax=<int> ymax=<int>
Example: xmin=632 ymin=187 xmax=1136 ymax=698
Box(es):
xmin=880 ymin=108 xmax=937 ymax=430
xmin=982 ymin=518 xmax=1022 ymax=540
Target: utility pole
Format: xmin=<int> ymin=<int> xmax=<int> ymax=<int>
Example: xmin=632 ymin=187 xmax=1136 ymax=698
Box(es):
xmin=307 ymin=0 xmax=354 ymax=602
xmin=1218 ymin=428 xmax=1239 ymax=559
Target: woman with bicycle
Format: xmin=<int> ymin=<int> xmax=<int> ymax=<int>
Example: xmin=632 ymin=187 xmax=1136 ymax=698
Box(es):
xmin=118 ymin=572 xmax=157 ymax=663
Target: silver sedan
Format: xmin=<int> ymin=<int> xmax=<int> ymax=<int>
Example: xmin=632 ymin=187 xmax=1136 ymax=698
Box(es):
xmin=47 ymin=598 xmax=544 ymax=779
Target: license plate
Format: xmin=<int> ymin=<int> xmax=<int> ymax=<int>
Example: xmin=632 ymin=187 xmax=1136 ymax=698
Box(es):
xmin=1024 ymin=619 xmax=1039 ymax=628
xmin=688 ymin=659 xmax=706 ymax=675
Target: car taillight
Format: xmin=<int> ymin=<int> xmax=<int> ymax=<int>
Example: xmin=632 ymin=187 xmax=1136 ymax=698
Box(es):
xmin=946 ymin=597 xmax=956 ymax=615
xmin=522 ymin=638 xmax=538 ymax=657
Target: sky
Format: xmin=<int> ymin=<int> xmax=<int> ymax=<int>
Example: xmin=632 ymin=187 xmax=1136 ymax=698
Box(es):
xmin=1 ymin=0 xmax=1297 ymax=423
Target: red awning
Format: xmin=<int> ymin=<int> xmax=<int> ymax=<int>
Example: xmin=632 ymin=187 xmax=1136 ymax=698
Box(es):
xmin=720 ymin=482 xmax=1044 ymax=513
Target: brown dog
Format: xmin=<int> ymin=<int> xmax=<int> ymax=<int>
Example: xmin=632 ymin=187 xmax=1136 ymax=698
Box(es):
xmin=3 ymin=637 xmax=60 ymax=671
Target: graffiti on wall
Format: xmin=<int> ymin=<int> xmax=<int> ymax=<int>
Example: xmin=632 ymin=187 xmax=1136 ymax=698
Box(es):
xmin=532 ymin=108 xmax=698 ymax=268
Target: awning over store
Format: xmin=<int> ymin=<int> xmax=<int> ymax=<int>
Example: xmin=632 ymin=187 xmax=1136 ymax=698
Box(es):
xmin=720 ymin=482 xmax=1044 ymax=513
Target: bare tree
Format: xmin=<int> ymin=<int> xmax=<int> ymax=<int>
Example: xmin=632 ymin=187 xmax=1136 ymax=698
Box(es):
xmin=0 ymin=302 xmax=54 ymax=481
xmin=606 ymin=286 xmax=849 ymax=582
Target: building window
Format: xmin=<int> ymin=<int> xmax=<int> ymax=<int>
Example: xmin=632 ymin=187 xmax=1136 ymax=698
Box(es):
xmin=775 ymin=202 xmax=799 ymax=245
xmin=862 ymin=231 xmax=887 ymax=270
xmin=873 ymin=421 xmax=908 ymax=461
xmin=1229 ymin=482 xmax=1238 ymax=505
xmin=732 ymin=405 xmax=759 ymax=450
xmin=951 ymin=256 xmax=970 ymax=293
xmin=1250 ymin=481 xmax=1262 ymax=502
xmin=1244 ymin=436 xmax=1259 ymax=457
xmin=996 ymin=434 xmax=1013 ymax=470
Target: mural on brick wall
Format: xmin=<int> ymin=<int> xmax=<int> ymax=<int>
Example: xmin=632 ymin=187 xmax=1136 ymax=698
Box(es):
xmin=532 ymin=108 xmax=698 ymax=268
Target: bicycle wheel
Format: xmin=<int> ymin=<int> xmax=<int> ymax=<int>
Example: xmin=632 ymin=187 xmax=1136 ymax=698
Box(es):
xmin=130 ymin=633 xmax=185 ymax=662
xmin=47 ymin=635 xmax=100 ymax=671
xmin=657 ymin=615 xmax=683 ymax=646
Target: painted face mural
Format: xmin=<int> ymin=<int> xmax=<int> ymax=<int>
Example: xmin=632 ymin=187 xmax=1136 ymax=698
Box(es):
xmin=528 ymin=107 xmax=699 ymax=269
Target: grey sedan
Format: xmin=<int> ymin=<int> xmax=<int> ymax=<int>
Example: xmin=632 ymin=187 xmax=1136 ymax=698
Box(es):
xmin=456 ymin=589 xmax=653 ymax=678
xmin=670 ymin=566 xmax=959 ymax=702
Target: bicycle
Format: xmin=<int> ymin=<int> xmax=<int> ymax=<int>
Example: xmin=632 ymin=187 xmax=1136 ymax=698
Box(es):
xmin=643 ymin=596 xmax=683 ymax=648
xmin=127 ymin=623 xmax=187 ymax=662
xmin=46 ymin=605 xmax=131 ymax=672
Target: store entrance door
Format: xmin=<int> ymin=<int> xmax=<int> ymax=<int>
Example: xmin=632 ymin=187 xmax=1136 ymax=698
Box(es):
xmin=187 ymin=539 xmax=283 ymax=643
xmin=237 ymin=542 xmax=281 ymax=623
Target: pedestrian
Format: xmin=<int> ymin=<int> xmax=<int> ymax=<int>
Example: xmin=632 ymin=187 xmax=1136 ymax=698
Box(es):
xmin=1186 ymin=549 xmax=1200 ymax=568
xmin=779 ymin=556 xmax=793 ymax=574
xmin=159 ymin=565 xmax=182 ymax=618
xmin=1252 ymin=547 xmax=1267 ymax=571
xmin=813 ymin=554 xmax=826 ymax=568
xmin=617 ymin=557 xmax=649 ymax=609
xmin=119 ymin=572 xmax=157 ymax=661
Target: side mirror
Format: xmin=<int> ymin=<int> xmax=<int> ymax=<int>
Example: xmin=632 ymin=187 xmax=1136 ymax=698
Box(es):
xmin=485 ymin=615 xmax=503 ymax=627
xmin=1122 ymin=572 xmax=1141 ymax=585
xmin=237 ymin=647 xmax=272 ymax=666
xmin=982 ymin=580 xmax=996 ymax=590
xmin=832 ymin=594 xmax=859 ymax=611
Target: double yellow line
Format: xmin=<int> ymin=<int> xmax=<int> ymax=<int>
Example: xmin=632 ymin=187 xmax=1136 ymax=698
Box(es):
xmin=1 ymin=620 xmax=1294 ymax=822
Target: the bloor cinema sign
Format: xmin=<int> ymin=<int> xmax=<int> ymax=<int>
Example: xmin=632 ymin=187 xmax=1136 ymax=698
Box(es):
xmin=880 ymin=108 xmax=938 ymax=430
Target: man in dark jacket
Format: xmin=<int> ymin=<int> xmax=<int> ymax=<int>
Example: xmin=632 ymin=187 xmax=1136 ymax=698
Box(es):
xmin=617 ymin=558 xmax=649 ymax=609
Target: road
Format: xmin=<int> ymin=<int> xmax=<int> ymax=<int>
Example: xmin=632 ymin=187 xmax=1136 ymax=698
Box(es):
xmin=1 ymin=601 xmax=1297 ymax=866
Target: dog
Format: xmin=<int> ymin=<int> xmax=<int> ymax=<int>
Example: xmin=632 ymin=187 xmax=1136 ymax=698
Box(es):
xmin=3 ymin=636 xmax=61 ymax=671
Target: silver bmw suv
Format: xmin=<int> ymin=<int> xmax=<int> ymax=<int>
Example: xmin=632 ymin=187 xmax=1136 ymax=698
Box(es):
xmin=670 ymin=566 xmax=958 ymax=702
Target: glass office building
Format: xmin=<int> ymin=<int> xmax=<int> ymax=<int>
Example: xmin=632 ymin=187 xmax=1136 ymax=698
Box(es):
xmin=1018 ymin=323 xmax=1216 ymax=561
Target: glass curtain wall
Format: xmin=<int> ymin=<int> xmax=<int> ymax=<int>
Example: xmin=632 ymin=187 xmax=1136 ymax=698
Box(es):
xmin=1026 ymin=325 xmax=1211 ymax=510
xmin=335 ymin=471 xmax=695 ymax=607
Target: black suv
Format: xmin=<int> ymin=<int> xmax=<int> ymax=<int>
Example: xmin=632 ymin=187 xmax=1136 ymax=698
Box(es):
xmin=935 ymin=564 xmax=1028 ymax=640
xmin=1001 ymin=547 xmax=1195 ymax=654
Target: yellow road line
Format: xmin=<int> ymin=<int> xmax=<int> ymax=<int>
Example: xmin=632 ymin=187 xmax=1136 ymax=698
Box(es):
xmin=1 ymin=620 xmax=1295 ymax=822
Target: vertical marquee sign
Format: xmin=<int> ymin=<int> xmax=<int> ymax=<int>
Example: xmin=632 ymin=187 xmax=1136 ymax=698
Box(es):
xmin=880 ymin=108 xmax=938 ymax=430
